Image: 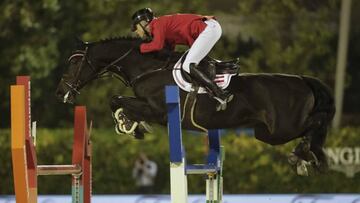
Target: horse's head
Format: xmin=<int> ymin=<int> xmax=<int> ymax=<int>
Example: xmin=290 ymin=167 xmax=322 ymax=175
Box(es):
xmin=56 ymin=39 xmax=97 ymax=103
xmin=56 ymin=37 xmax=138 ymax=104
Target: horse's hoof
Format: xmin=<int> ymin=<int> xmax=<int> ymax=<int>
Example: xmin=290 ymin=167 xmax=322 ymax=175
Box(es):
xmin=113 ymin=108 xmax=139 ymax=135
xmin=296 ymin=160 xmax=309 ymax=176
xmin=288 ymin=153 xmax=310 ymax=176
xmin=134 ymin=129 xmax=145 ymax=139
xmin=288 ymin=153 xmax=300 ymax=174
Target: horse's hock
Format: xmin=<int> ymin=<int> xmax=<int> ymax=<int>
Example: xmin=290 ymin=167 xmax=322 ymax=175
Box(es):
xmin=10 ymin=76 xmax=92 ymax=203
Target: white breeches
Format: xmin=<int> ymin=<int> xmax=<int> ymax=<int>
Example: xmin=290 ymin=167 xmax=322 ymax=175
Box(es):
xmin=182 ymin=19 xmax=222 ymax=73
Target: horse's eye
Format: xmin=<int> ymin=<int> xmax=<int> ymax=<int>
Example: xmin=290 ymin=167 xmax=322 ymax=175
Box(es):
xmin=69 ymin=58 xmax=81 ymax=65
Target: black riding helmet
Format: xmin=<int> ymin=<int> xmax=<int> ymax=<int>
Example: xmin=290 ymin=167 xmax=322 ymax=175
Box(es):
xmin=131 ymin=8 xmax=154 ymax=31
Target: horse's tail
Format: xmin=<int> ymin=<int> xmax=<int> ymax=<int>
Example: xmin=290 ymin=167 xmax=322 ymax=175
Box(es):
xmin=302 ymin=76 xmax=336 ymax=122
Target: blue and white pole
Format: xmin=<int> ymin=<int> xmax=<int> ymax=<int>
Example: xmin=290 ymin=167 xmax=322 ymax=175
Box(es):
xmin=165 ymin=86 xmax=224 ymax=203
xmin=165 ymin=86 xmax=188 ymax=203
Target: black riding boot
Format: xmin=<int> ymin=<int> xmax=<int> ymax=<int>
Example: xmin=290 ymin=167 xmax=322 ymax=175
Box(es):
xmin=189 ymin=63 xmax=234 ymax=111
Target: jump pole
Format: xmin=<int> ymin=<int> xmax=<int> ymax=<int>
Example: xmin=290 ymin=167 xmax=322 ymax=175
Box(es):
xmin=165 ymin=85 xmax=224 ymax=203
xmin=10 ymin=76 xmax=92 ymax=203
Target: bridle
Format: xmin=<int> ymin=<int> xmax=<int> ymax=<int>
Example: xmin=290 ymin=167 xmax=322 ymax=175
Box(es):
xmin=63 ymin=43 xmax=172 ymax=103
xmin=65 ymin=46 xmax=134 ymax=96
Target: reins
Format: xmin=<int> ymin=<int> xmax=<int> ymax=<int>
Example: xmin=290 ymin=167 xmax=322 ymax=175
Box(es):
xmin=67 ymin=47 xmax=134 ymax=91
xmin=67 ymin=43 xmax=173 ymax=92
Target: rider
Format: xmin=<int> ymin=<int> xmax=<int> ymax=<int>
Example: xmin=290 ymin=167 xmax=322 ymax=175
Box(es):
xmin=131 ymin=8 xmax=233 ymax=110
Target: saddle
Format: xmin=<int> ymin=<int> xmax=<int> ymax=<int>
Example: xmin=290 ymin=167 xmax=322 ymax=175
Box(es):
xmin=154 ymin=49 xmax=240 ymax=76
xmin=180 ymin=55 xmax=241 ymax=83
xmin=209 ymin=57 xmax=240 ymax=75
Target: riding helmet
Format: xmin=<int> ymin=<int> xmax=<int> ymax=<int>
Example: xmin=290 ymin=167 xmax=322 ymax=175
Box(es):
xmin=131 ymin=8 xmax=154 ymax=31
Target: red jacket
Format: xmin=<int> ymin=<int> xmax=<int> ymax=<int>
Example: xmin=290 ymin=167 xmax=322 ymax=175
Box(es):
xmin=140 ymin=14 xmax=212 ymax=53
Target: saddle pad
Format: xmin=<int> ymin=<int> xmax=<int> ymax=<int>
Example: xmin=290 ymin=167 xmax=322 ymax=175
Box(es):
xmin=172 ymin=57 xmax=236 ymax=94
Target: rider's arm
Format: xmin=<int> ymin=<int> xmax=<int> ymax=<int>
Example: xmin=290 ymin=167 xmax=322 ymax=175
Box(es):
xmin=140 ymin=23 xmax=165 ymax=53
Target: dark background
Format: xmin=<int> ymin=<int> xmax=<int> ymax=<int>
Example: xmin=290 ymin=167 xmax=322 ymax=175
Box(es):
xmin=0 ymin=0 xmax=359 ymax=195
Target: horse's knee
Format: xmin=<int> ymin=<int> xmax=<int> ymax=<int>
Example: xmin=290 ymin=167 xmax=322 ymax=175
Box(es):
xmin=109 ymin=95 xmax=124 ymax=112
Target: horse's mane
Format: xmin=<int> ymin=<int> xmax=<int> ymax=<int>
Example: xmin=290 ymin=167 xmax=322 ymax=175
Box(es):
xmin=80 ymin=36 xmax=141 ymax=48
xmin=89 ymin=36 xmax=184 ymax=55
xmin=87 ymin=35 xmax=184 ymax=62
xmin=96 ymin=36 xmax=142 ymax=44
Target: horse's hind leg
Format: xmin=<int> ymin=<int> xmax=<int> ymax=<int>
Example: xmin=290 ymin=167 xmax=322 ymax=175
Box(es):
xmin=288 ymin=135 xmax=318 ymax=176
xmin=299 ymin=76 xmax=335 ymax=174
xmin=308 ymin=99 xmax=335 ymax=173
xmin=309 ymin=113 xmax=330 ymax=173
xmin=290 ymin=112 xmax=331 ymax=175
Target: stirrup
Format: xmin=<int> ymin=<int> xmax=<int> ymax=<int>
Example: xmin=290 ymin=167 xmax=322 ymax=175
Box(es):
xmin=214 ymin=94 xmax=234 ymax=111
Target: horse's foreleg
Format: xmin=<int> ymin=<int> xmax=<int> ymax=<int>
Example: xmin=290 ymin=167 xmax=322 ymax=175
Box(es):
xmin=109 ymin=95 xmax=159 ymax=138
xmin=110 ymin=95 xmax=159 ymax=121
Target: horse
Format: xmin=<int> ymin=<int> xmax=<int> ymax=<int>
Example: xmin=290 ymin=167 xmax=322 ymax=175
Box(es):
xmin=56 ymin=37 xmax=335 ymax=175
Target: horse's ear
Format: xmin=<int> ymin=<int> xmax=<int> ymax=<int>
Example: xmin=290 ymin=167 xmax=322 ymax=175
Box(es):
xmin=75 ymin=36 xmax=85 ymax=48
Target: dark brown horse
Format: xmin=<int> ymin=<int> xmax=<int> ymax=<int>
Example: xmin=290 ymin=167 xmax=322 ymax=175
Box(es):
xmin=56 ymin=37 xmax=335 ymax=175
